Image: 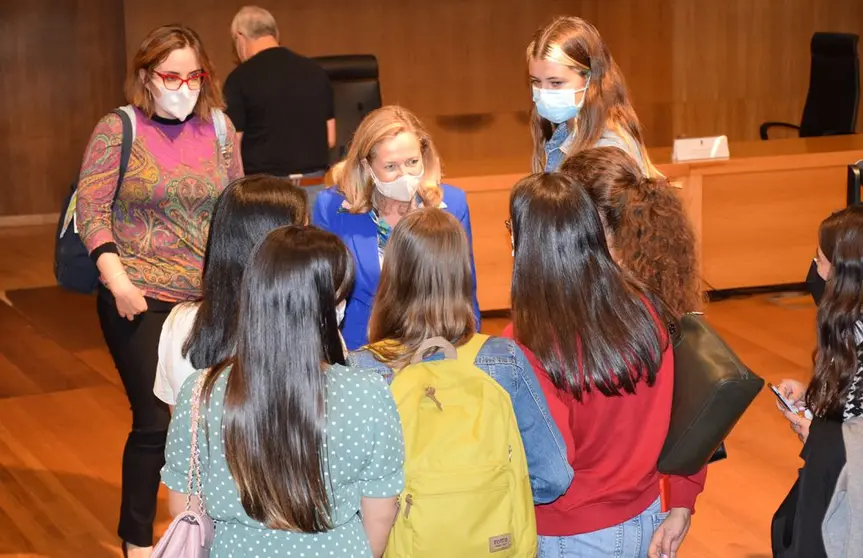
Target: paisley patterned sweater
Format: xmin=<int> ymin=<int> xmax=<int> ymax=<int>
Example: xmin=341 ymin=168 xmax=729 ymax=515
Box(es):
xmin=76 ymin=107 xmax=243 ymax=302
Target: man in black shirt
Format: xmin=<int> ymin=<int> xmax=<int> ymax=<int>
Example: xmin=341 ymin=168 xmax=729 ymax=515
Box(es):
xmin=226 ymin=6 xmax=335 ymax=204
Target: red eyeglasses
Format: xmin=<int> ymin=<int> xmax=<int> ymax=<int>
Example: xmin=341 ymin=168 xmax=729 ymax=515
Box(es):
xmin=153 ymin=71 xmax=208 ymax=91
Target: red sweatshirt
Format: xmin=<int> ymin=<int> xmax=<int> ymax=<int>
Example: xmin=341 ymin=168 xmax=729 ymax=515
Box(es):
xmin=502 ymin=323 xmax=706 ymax=536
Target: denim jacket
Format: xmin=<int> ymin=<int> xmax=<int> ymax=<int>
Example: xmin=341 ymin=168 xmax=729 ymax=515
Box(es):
xmin=349 ymin=335 xmax=574 ymax=504
xmin=544 ymin=122 xmax=648 ymax=175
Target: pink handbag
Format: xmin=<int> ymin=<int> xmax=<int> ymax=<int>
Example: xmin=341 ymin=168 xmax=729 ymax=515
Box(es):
xmin=152 ymin=374 xmax=215 ymax=558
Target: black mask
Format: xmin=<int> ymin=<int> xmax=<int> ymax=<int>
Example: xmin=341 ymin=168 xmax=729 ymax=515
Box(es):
xmin=806 ymin=259 xmax=826 ymax=306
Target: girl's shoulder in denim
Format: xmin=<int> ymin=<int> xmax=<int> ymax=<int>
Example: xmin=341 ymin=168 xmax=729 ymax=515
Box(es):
xmin=348 ymin=336 xmax=522 ymax=375
xmin=347 ymin=349 xmax=395 ymax=384
xmin=475 ymin=335 xmax=522 ymax=364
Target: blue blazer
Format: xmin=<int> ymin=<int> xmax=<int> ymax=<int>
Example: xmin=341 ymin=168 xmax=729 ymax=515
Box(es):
xmin=312 ymin=184 xmax=482 ymax=350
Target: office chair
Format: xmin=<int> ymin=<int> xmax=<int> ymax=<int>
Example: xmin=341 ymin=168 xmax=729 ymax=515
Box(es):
xmin=312 ymin=54 xmax=382 ymax=163
xmin=760 ymin=32 xmax=860 ymax=140
xmin=847 ymin=160 xmax=863 ymax=206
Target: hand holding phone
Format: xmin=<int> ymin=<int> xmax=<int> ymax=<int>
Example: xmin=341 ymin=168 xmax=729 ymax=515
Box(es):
xmin=769 ymin=383 xmax=797 ymax=412
xmin=769 ymin=382 xmax=813 ymax=420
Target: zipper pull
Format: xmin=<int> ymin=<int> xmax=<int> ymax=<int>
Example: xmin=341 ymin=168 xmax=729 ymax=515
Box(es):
xmin=508 ymin=444 xmax=513 ymax=462
xmin=404 ymin=493 xmax=413 ymax=519
xmin=424 ymin=386 xmax=443 ymax=410
xmin=392 ymin=497 xmax=401 ymax=526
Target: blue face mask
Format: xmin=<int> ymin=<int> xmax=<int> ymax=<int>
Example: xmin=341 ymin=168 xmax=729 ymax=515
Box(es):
xmin=532 ymin=80 xmax=589 ymax=124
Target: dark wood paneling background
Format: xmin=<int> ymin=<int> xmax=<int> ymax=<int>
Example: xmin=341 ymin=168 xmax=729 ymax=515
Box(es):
xmin=2 ymin=0 xmax=862 ymax=216
xmin=0 ymin=1 xmax=126 ymax=217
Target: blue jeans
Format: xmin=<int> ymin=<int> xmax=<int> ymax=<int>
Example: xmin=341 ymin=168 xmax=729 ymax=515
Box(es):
xmin=538 ymin=499 xmax=668 ymax=558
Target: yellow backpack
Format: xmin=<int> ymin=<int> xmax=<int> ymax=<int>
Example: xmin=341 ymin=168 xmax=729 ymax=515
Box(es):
xmin=380 ymin=334 xmax=537 ymax=558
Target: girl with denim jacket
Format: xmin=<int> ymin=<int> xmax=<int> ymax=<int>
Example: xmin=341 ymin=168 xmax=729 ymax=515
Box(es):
xmin=349 ymin=207 xmax=573 ymax=504
xmin=526 ymin=16 xmax=656 ymax=177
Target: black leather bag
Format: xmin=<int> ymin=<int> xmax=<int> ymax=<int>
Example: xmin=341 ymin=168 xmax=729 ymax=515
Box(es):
xmin=657 ymin=313 xmax=764 ymax=476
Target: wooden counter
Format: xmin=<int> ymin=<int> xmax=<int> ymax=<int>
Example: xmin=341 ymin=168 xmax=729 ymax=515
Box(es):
xmin=447 ymin=135 xmax=863 ymax=311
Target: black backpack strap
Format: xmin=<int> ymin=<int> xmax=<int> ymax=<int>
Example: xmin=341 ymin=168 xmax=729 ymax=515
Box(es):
xmin=110 ymin=108 xmax=134 ymax=202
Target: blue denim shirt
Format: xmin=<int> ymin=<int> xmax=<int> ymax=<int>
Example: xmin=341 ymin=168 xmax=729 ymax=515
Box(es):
xmin=544 ymin=122 xmax=648 ymax=174
xmin=349 ymin=336 xmax=574 ymax=504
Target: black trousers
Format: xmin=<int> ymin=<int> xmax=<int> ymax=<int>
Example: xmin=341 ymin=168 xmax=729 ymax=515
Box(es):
xmin=97 ymin=286 xmax=176 ymax=546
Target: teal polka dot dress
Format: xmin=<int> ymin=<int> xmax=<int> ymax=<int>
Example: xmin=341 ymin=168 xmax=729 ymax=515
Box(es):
xmin=161 ymin=364 xmax=405 ymax=557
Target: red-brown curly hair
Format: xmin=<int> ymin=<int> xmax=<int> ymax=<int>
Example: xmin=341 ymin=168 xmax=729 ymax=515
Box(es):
xmin=560 ymin=146 xmax=703 ymax=317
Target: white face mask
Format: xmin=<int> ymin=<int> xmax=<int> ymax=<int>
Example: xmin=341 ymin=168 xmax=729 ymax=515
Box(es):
xmin=154 ymin=83 xmax=200 ymax=120
xmin=369 ymin=165 xmax=423 ymax=202
xmin=335 ymin=300 xmax=347 ymax=326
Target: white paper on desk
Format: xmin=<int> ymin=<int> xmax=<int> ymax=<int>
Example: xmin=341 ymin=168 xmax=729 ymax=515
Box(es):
xmin=672 ymin=136 xmax=730 ymax=163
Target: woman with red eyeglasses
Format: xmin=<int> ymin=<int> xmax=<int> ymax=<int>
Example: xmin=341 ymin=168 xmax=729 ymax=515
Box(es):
xmin=75 ymin=24 xmax=243 ymax=557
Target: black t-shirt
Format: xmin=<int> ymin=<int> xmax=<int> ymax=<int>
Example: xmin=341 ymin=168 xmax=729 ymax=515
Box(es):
xmin=224 ymin=47 xmax=334 ymax=175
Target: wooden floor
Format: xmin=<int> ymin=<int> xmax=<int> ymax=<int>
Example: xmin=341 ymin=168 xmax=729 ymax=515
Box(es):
xmin=0 ymin=225 xmax=815 ymax=557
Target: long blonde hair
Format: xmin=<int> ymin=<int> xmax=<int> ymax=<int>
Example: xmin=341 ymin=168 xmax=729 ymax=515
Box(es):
xmin=331 ymin=106 xmax=443 ymax=213
xmin=526 ymin=16 xmax=658 ymax=177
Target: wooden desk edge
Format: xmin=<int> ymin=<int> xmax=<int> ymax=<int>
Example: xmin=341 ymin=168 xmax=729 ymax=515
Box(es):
xmin=449 ymin=153 xmax=863 ymax=195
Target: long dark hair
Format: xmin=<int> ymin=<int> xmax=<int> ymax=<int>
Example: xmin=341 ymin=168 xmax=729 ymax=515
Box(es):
xmin=807 ymin=206 xmax=863 ymax=419
xmin=368 ymin=208 xmax=476 ymax=369
xmin=510 ymin=172 xmax=666 ymax=401
xmin=184 ymin=175 xmax=308 ymax=370
xmin=203 ymin=226 xmax=354 ymax=531
xmin=560 ymin=146 xmax=702 ymax=317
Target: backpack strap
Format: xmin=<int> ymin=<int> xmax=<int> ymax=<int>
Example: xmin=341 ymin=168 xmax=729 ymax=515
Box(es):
xmin=117 ymin=105 xmax=137 ymax=142
xmin=112 ymin=106 xmax=135 ymax=199
xmin=65 ymin=107 xmax=134 ymax=236
xmin=211 ymin=108 xmax=228 ymax=156
xmin=411 ymin=337 xmax=457 ymax=364
xmin=455 ymin=334 xmax=489 ymax=366
xmin=409 ymin=334 xmax=490 ymax=365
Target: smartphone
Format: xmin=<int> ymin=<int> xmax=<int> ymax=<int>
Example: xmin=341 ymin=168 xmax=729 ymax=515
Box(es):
xmin=769 ymin=383 xmax=798 ymax=413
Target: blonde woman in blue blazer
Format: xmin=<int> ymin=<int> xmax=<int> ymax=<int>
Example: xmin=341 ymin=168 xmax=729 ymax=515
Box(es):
xmin=312 ymin=105 xmax=480 ymax=350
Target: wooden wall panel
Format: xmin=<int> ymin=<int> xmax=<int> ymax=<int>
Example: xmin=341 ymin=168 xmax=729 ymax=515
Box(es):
xmin=572 ymin=0 xmax=676 ymax=147
xmin=122 ymin=0 xmax=584 ymax=166
xmin=671 ymin=0 xmax=863 ymax=142
xmin=121 ymin=0 xmax=680 ymax=165
xmin=0 ymin=1 xmax=126 ymax=217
